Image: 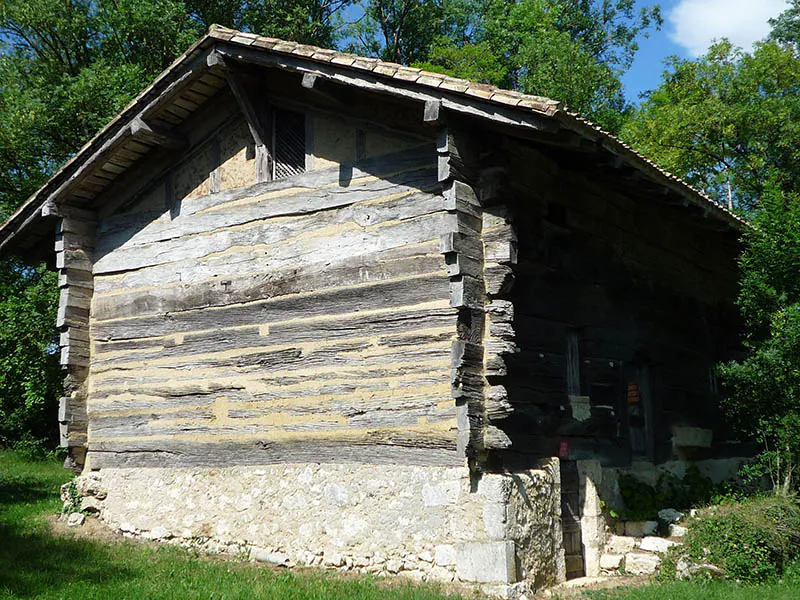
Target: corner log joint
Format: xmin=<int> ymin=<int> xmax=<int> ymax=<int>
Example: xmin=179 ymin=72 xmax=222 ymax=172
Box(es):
xmin=53 ymin=213 xmax=96 ymax=472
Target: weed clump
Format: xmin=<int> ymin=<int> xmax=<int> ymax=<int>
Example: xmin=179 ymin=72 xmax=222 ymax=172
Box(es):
xmin=677 ymin=495 xmax=800 ymax=584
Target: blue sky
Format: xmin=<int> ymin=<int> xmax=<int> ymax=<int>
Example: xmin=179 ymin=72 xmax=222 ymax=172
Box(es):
xmin=622 ymin=0 xmax=790 ymax=101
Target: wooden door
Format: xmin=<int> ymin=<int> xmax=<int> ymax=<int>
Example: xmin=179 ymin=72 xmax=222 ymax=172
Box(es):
xmin=560 ymin=460 xmax=584 ymax=579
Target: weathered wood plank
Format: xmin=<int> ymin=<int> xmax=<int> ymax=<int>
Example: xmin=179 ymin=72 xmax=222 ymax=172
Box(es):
xmin=93 ymin=272 xmax=451 ymax=340
xmin=57 ymin=304 xmax=89 ymax=329
xmin=485 ymin=264 xmax=514 ymax=296
xmin=130 ymin=116 xmax=187 ymax=149
xmin=57 ymin=217 xmax=96 ymax=239
xmin=444 ymin=252 xmax=482 ymax=278
xmin=56 ymin=249 xmax=92 ymax=272
xmin=89 ymin=361 xmax=450 ymax=404
xmin=449 ymin=275 xmax=484 ymax=309
xmin=439 ymin=232 xmax=483 ymax=261
xmin=94 ymin=213 xmax=450 ymax=293
xmin=59 ymin=268 xmax=93 ymax=290
xmin=90 ymin=390 xmax=453 ymax=438
xmin=92 ymin=307 xmax=454 ymax=365
xmin=443 ymin=180 xmax=481 ymax=218
xmin=90 ymin=349 xmax=451 ymax=393
xmin=97 ymin=145 xmax=435 ymax=237
xmin=93 ymin=186 xmax=442 ymax=274
xmin=88 ymin=437 xmax=462 ymax=469
xmin=93 ymin=250 xmax=444 ymax=321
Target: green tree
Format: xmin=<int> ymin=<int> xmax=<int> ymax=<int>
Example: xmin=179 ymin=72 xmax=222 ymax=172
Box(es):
xmin=621 ymin=40 xmax=800 ymax=211
xmin=0 ymin=262 xmax=61 ymax=449
xmin=369 ymin=0 xmax=662 ymax=132
xmin=718 ymin=187 xmax=800 ymax=495
xmin=770 ymin=0 xmax=800 ymax=47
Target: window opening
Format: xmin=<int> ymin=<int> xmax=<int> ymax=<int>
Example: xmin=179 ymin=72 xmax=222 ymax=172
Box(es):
xmin=273 ymin=109 xmax=306 ymax=180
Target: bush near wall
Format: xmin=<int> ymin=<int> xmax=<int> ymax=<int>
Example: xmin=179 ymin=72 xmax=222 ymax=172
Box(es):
xmin=669 ymin=495 xmax=800 ymax=584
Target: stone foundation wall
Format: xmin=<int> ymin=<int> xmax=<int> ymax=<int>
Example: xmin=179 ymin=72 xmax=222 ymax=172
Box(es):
xmin=76 ymin=460 xmax=563 ymax=591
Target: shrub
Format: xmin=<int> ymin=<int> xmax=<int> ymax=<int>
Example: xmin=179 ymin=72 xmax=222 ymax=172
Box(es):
xmin=618 ymin=466 xmax=716 ymax=520
xmin=679 ymin=495 xmax=800 ymax=584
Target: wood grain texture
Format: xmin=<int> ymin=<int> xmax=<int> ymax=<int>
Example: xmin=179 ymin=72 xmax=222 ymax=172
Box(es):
xmin=86 ymin=143 xmax=463 ymax=467
xmin=88 ymin=437 xmax=462 ymax=469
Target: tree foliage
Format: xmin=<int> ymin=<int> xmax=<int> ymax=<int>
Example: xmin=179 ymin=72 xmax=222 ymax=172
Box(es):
xmin=349 ymin=0 xmax=661 ymax=132
xmin=717 ymin=188 xmax=800 ymax=494
xmin=0 ymin=262 xmax=61 ymax=449
xmin=769 ymin=0 xmax=800 ymax=47
xmin=621 ymin=39 xmax=800 ymax=211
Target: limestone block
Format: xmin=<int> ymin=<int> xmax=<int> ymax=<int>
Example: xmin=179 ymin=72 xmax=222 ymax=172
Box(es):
xmin=66 ymin=512 xmax=85 ymax=527
xmin=577 ymin=460 xmax=603 ymax=517
xmin=430 ymin=566 xmax=456 ymax=582
xmin=606 ymin=535 xmax=637 ymax=554
xmin=580 ymin=515 xmax=603 ymax=547
xmin=323 ymin=483 xmax=349 ymax=507
xmin=435 ymin=544 xmax=456 ymax=566
xmin=144 ymin=526 xmax=170 ymax=540
xmin=81 ymin=495 xmax=103 ymax=514
xmin=668 ymin=524 xmax=688 ymax=538
xmin=422 ymin=480 xmax=460 ymax=507
xmin=624 ymin=552 xmax=661 ymax=575
xmin=476 ymin=474 xmax=512 ymax=503
xmin=639 ymin=537 xmax=679 ymax=554
xmin=386 ymin=559 xmax=402 ymax=574
xmin=583 ymin=546 xmax=601 ymax=577
xmin=483 ymin=503 xmax=508 ymax=539
xmin=456 ymin=541 xmax=517 ymax=583
xmin=600 ymin=553 xmax=623 ymax=570
xmin=676 ymin=557 xmax=725 ymax=580
xmin=323 ymin=550 xmax=344 ymax=567
xmin=625 ymin=520 xmax=658 ymax=537
xmin=671 ymin=427 xmax=712 ymax=449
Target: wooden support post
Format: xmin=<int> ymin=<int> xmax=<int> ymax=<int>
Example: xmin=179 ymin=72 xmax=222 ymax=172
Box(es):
xmin=208 ymin=49 xmax=272 ymax=183
xmin=424 ymin=99 xmax=442 ymax=123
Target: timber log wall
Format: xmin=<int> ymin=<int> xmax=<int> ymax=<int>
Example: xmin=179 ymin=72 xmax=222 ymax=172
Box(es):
xmin=85 ymin=112 xmax=460 ymax=468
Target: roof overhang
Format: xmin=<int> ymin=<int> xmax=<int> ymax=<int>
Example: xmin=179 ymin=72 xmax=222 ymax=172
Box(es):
xmin=0 ymin=25 xmax=746 ymax=261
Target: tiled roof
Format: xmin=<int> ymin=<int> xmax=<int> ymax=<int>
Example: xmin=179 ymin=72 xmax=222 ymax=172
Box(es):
xmin=208 ymin=25 xmax=562 ymax=117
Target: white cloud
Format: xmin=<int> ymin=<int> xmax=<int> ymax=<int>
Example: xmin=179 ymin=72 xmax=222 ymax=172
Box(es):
xmin=668 ymin=0 xmax=789 ymax=56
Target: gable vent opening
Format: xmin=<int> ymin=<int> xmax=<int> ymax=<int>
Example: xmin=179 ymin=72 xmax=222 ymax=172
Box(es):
xmin=273 ymin=109 xmax=306 ymax=180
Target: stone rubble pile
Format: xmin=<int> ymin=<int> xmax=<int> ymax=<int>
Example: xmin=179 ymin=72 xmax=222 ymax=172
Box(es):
xmin=600 ymin=509 xmax=686 ymax=576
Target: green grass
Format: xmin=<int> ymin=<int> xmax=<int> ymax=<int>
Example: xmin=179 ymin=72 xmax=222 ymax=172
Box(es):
xmin=587 ymin=565 xmax=800 ymax=600
xmin=0 ymin=450 xmax=467 ymax=600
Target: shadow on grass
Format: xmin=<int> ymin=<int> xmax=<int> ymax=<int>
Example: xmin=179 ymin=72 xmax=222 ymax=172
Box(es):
xmin=0 ymin=522 xmax=138 ymax=598
xmin=0 ymin=477 xmax=60 ymax=506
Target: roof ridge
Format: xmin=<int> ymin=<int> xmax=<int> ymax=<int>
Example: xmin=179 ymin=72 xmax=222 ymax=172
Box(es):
xmin=204 ymin=25 xmax=744 ymax=226
xmin=206 ymin=24 xmax=563 ymax=115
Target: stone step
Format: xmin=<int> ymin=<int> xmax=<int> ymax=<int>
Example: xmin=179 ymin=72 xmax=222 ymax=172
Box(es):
xmin=624 ymin=552 xmax=661 ymax=575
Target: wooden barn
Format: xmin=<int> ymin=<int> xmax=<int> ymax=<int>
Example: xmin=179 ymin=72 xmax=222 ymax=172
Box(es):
xmin=0 ymin=26 xmax=746 ymax=590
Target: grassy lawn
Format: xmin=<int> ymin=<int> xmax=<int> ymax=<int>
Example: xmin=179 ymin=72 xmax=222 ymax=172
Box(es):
xmin=0 ymin=450 xmax=467 ymax=600
xmin=587 ymin=567 xmax=800 ymax=600
xmin=5 ymin=450 xmax=800 ymax=600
